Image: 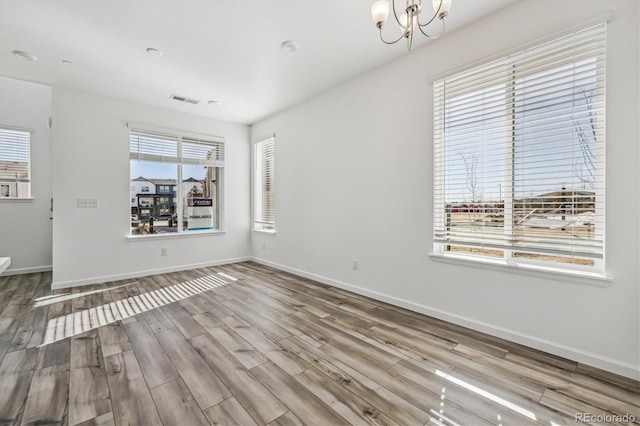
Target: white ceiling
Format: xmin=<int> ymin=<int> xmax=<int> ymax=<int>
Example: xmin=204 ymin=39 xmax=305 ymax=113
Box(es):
xmin=0 ymin=0 xmax=516 ymax=125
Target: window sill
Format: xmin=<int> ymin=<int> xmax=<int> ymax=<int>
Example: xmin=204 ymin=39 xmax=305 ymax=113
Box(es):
xmin=0 ymin=197 xmax=35 ymax=203
xmin=428 ymin=253 xmax=612 ymax=286
xmin=253 ymin=229 xmax=276 ymax=236
xmin=127 ymin=230 xmax=226 ymax=242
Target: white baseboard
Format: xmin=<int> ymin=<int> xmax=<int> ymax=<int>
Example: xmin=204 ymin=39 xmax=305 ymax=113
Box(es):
xmin=51 ymin=257 xmax=251 ymax=290
xmin=250 ymin=257 xmax=640 ymax=381
xmin=1 ymin=265 xmax=52 ymax=276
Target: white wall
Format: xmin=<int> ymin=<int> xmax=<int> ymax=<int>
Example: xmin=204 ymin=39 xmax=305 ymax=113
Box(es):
xmin=0 ymin=77 xmax=52 ymax=274
xmin=251 ymin=0 xmax=640 ymax=379
xmin=51 ymin=87 xmax=251 ymax=288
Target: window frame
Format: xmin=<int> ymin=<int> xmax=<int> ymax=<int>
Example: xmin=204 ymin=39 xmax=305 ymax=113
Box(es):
xmin=0 ymin=126 xmax=32 ymax=200
xmin=432 ymin=24 xmax=607 ymax=277
xmin=128 ymin=123 xmax=225 ymax=239
xmin=252 ymin=137 xmax=276 ymax=234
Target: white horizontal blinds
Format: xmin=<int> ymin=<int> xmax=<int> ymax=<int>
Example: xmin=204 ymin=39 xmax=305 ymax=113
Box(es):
xmin=434 ymin=23 xmax=605 ymax=260
xmin=129 ymin=128 xmax=225 ymax=167
xmin=512 ymin=24 xmax=605 ymax=259
xmin=254 ymin=138 xmax=275 ymax=230
xmin=182 ymin=137 xmax=224 ymax=166
xmin=0 ymin=127 xmax=31 ymax=183
xmin=433 ymin=60 xmax=512 ymax=251
xmin=129 ymin=129 xmax=179 ymax=162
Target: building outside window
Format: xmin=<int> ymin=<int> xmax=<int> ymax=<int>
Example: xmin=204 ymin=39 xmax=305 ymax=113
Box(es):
xmin=0 ymin=127 xmax=31 ymax=199
xmin=433 ymin=24 xmax=605 ymax=273
xmin=129 ymin=125 xmax=224 ymax=235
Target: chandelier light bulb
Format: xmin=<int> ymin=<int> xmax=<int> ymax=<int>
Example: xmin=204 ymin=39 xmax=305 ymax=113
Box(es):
xmin=371 ymin=0 xmax=390 ymax=27
xmin=432 ymin=0 xmax=452 ymax=19
xmin=398 ymin=12 xmax=408 ymax=28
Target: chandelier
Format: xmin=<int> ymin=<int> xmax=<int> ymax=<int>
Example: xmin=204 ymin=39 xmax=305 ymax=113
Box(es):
xmin=371 ymin=0 xmax=452 ymax=51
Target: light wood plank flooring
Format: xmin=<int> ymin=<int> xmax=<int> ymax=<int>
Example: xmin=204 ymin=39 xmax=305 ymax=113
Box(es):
xmin=0 ymin=262 xmax=638 ymax=425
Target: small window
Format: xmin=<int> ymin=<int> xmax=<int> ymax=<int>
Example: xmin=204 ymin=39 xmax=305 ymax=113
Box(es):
xmin=141 ymin=186 xmax=150 ymax=193
xmin=0 ymin=127 xmax=31 ymax=199
xmin=253 ymin=137 xmax=275 ymax=232
xmin=139 ymin=196 xmax=153 ymax=207
xmin=1 ymin=184 xmax=10 ymax=197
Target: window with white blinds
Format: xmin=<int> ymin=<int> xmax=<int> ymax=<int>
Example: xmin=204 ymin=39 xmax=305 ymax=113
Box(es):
xmin=182 ymin=137 xmax=225 ymax=166
xmin=0 ymin=127 xmax=31 ymax=198
xmin=433 ymin=24 xmax=606 ymax=271
xmin=129 ymin=128 xmax=224 ymax=166
xmin=253 ymin=137 xmax=275 ymax=232
xmin=129 ymin=125 xmax=225 ymax=235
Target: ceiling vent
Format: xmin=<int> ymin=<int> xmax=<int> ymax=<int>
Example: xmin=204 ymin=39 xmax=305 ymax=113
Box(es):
xmin=170 ymin=94 xmax=200 ymax=105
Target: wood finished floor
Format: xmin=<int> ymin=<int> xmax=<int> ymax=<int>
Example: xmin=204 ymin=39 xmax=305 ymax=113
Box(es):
xmin=0 ymin=262 xmax=638 ymax=426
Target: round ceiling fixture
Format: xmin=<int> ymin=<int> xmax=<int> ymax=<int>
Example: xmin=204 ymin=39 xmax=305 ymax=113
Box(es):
xmin=208 ymin=100 xmax=222 ymax=107
xmin=146 ymin=47 xmax=163 ymax=56
xmin=280 ymin=40 xmax=300 ymax=53
xmin=12 ymin=50 xmax=38 ymax=61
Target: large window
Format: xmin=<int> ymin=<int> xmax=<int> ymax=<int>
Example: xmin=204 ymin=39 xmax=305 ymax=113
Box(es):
xmin=0 ymin=127 xmax=31 ymax=199
xmin=253 ymin=137 xmax=275 ymax=232
xmin=129 ymin=125 xmax=224 ymax=235
xmin=433 ymin=24 xmax=605 ymax=272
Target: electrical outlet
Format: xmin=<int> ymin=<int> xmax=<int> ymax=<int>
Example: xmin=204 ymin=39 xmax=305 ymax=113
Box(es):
xmin=77 ymin=198 xmax=98 ymax=208
xmin=161 ymin=247 xmax=168 ymax=256
xmin=352 ymin=259 xmax=359 ymax=271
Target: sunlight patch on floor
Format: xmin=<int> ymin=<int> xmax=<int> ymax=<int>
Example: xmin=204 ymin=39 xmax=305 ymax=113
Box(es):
xmin=33 ymin=281 xmax=138 ymax=307
xmin=39 ymin=273 xmax=234 ymax=346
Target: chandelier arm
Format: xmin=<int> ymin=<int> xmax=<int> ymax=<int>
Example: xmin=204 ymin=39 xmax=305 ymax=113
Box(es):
xmin=417 ymin=17 xmax=446 ymax=38
xmin=391 ymin=0 xmax=403 ymax=28
xmin=418 ymin=0 xmax=441 ymax=27
xmin=379 ymin=26 xmax=406 ymax=45
xmin=417 ymin=12 xmax=439 ymax=28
